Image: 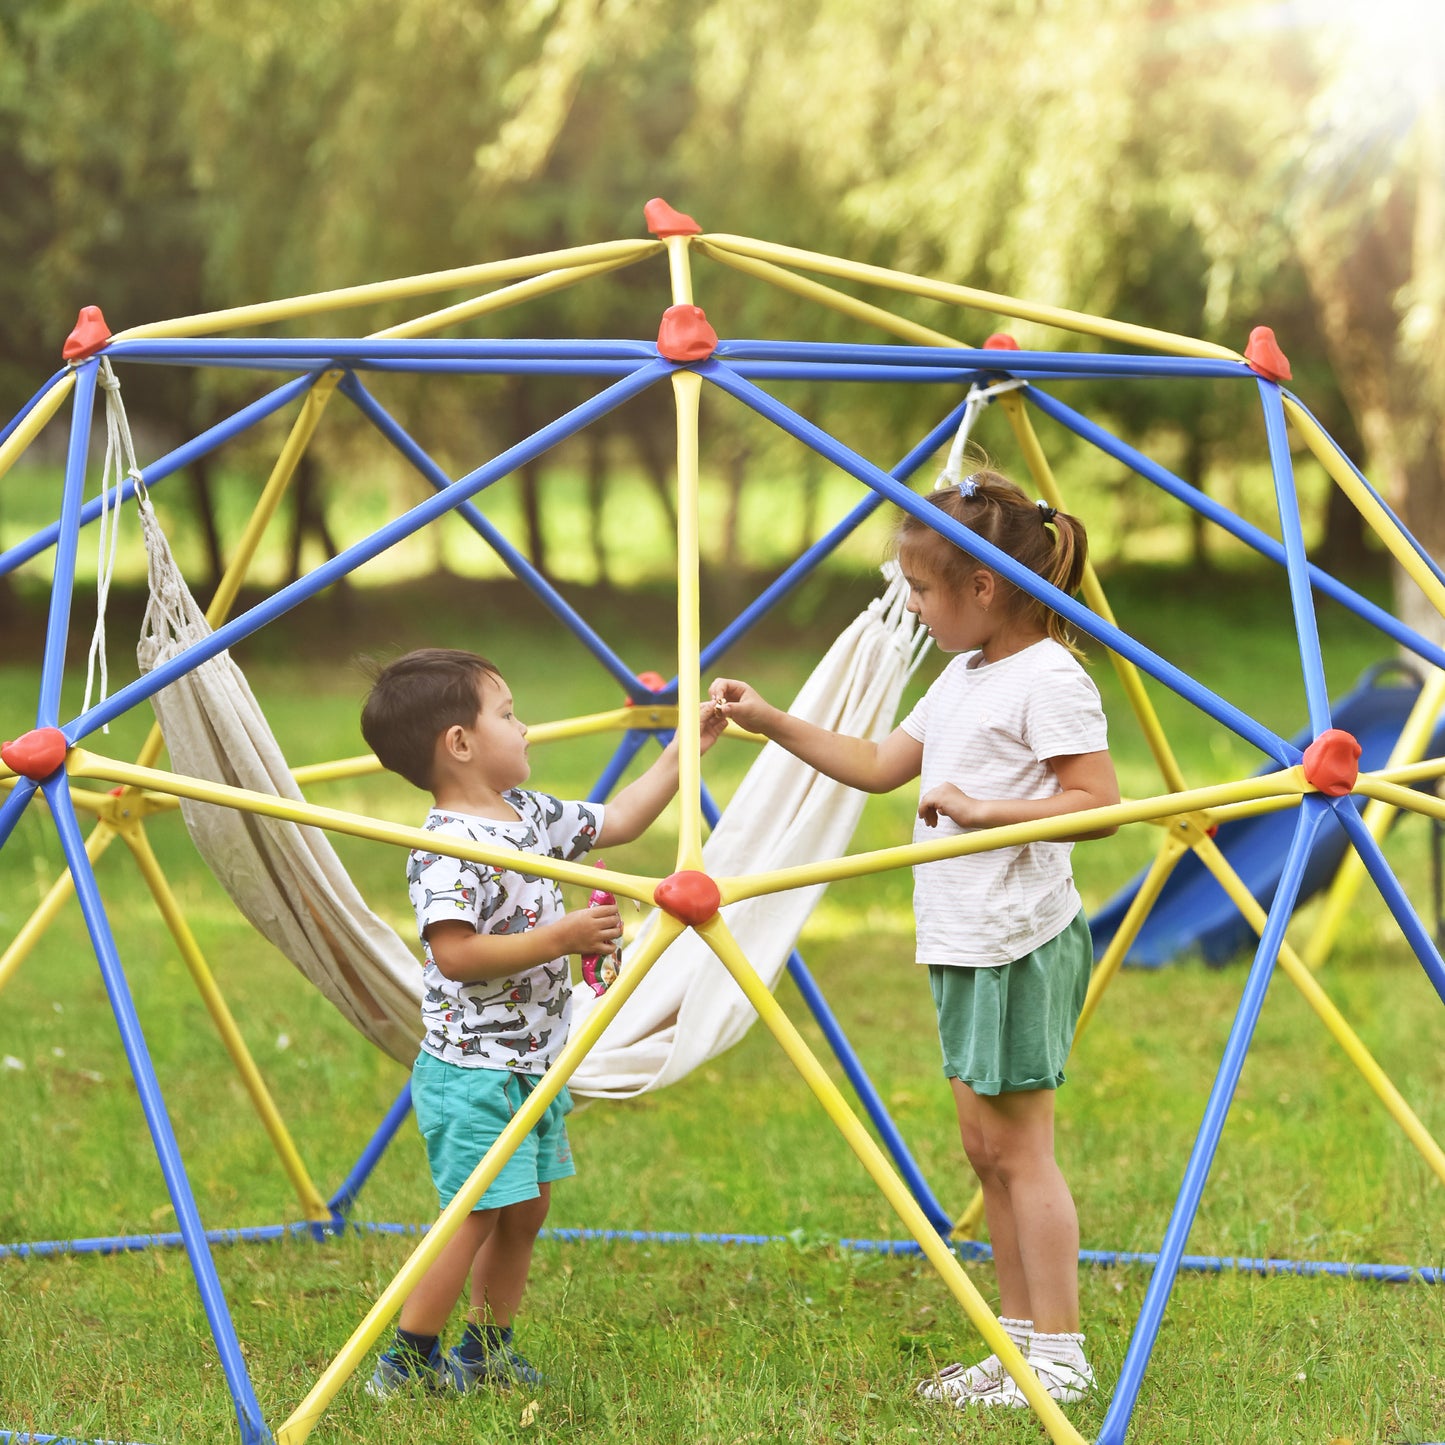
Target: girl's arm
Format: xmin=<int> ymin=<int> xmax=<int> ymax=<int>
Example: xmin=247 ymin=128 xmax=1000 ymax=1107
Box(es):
xmin=596 ymin=702 xmax=729 ymax=847
xmin=918 ymin=749 xmax=1120 ymax=839
xmin=426 ymin=904 xmax=622 ymax=983
xmin=709 ymin=677 xmax=922 ymax=793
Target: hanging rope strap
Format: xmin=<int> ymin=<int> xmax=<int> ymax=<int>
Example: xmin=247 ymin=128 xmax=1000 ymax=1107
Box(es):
xmin=85 ymin=359 xmax=148 ymax=730
xmin=934 ymin=377 xmax=1028 ymax=490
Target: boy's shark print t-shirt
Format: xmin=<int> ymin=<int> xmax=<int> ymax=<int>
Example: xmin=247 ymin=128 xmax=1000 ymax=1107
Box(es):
xmin=409 ymin=790 xmax=604 ymax=1073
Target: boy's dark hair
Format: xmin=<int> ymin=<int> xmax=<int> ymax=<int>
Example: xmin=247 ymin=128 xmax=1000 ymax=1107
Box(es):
xmin=360 ymin=648 xmax=501 ymax=792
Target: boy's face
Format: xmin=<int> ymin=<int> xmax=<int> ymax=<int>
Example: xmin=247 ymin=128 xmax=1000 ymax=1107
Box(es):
xmin=456 ymin=671 xmax=531 ymax=792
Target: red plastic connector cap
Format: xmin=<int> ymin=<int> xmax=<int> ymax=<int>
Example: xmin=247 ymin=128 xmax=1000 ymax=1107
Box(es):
xmin=657 ymin=304 xmax=718 ymax=362
xmin=1244 ymin=325 xmax=1291 ymax=382
xmin=644 ymin=198 xmax=702 ymax=238
xmin=654 ymin=869 xmax=721 ymax=926
xmin=63 ymin=306 xmax=112 ymax=361
xmin=1302 ymin=728 xmax=1361 ymax=797
xmin=625 ymin=671 xmax=668 ymax=706
xmin=1 ymin=727 xmax=69 ymax=780
xmin=983 ymin=333 xmax=1020 ymax=351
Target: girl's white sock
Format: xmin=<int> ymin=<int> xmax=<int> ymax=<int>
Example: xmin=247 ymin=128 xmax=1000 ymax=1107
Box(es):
xmin=1028 ymin=1329 xmax=1088 ymax=1369
xmin=999 ymin=1316 xmax=1033 ymax=1354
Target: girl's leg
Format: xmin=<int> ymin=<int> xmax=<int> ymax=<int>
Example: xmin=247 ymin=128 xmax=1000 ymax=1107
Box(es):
xmin=466 ymin=1183 xmax=551 ymax=1328
xmin=972 ymin=1087 xmax=1079 ymax=1333
xmin=950 ymin=1078 xmax=1033 ymax=1323
xmin=398 ymin=1208 xmax=496 ymax=1335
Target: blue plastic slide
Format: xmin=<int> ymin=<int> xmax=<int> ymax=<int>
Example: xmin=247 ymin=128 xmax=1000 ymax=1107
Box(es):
xmin=1089 ymin=663 xmax=1445 ymax=967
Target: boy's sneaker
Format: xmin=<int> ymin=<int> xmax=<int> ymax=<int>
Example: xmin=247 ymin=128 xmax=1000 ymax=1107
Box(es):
xmin=974 ymin=1354 xmax=1096 ymax=1407
xmin=365 ymin=1341 xmax=446 ymax=1398
xmin=444 ymin=1340 xmax=545 ymax=1393
xmin=916 ymin=1355 xmax=1007 ymax=1404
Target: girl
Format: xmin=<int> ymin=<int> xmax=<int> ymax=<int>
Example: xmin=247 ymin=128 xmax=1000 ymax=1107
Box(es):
xmin=709 ymin=467 xmax=1118 ymax=1409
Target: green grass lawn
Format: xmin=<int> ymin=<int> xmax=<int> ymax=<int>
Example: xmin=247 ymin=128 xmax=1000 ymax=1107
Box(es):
xmin=1 ymin=563 xmax=1443 ymax=1444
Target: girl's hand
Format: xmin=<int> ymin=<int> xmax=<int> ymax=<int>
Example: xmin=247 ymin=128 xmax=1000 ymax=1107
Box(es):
xmin=707 ymin=678 xmax=774 ymax=734
xmin=918 ymin=784 xmax=992 ymax=830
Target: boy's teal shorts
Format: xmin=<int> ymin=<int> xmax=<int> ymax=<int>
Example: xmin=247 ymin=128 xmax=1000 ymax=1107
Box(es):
xmin=411 ymin=1049 xmax=576 ymax=1211
xmin=928 ymin=910 xmax=1093 ymax=1096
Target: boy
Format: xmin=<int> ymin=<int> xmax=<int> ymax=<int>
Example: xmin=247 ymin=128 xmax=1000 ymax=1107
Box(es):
xmin=359 ymin=648 xmax=724 ymax=1394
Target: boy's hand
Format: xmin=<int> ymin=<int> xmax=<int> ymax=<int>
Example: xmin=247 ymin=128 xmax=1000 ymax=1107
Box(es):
xmin=557 ymin=901 xmax=623 ymax=957
xmin=698 ymin=699 xmax=728 ymax=754
xmin=707 ymin=678 xmax=773 ymax=734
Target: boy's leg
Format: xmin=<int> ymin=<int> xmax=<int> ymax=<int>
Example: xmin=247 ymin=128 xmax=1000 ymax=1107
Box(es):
xmin=398 ymin=1208 xmax=497 ymax=1335
xmin=465 ymin=1183 xmax=551 ymax=1329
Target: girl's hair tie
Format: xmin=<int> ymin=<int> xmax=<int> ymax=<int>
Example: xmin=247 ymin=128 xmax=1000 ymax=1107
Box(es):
xmin=959 ymin=472 xmax=982 ymax=498
xmin=1037 ymin=500 xmax=1057 ymax=524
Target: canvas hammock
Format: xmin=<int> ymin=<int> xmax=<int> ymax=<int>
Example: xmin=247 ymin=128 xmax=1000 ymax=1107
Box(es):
xmin=134 ymin=491 xmax=925 ymax=1088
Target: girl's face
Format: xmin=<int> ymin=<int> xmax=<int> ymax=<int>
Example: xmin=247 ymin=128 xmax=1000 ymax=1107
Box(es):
xmin=902 ymin=557 xmax=992 ymax=655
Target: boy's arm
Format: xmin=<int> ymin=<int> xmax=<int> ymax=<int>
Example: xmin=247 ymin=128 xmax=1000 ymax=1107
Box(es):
xmin=426 ymin=904 xmax=622 ymax=984
xmin=709 ymin=678 xmax=922 ymax=794
xmin=595 ymin=702 xmax=729 ymax=847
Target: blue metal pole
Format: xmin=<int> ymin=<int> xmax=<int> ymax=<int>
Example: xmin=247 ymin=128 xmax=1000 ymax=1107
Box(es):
xmin=37 ymin=359 xmax=99 ymax=728
xmin=66 ymin=361 xmax=671 ymax=742
xmin=0 ymin=777 xmax=39 ymax=854
xmin=1025 ymin=388 xmax=1445 ymax=673
xmin=1332 ymin=797 xmax=1445 ymax=1005
xmin=337 ymin=372 xmax=644 ymax=696
xmin=702 ymin=360 xmax=1295 ymax=766
xmin=1260 ymin=381 xmax=1333 ymax=735
xmin=0 ymin=373 xmax=321 ymax=579
xmin=587 ymin=730 xmax=655 ymax=803
xmin=0 ymin=366 xmax=71 ymax=448
xmin=43 ymin=776 xmax=272 ymax=1445
xmin=699 ymin=401 xmax=971 ymax=673
xmin=326 ymin=1081 xmax=414 ymax=1220
xmin=1095 ymin=797 xmax=1330 ymax=1445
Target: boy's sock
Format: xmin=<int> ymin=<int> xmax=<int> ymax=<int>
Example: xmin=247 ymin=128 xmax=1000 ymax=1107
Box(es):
xmin=457 ymin=1321 xmax=511 ymax=1364
xmin=392 ymin=1327 xmax=441 ymax=1364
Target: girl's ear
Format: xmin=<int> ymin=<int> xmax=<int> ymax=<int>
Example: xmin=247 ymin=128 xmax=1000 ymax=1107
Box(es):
xmin=972 ymin=568 xmax=997 ymax=609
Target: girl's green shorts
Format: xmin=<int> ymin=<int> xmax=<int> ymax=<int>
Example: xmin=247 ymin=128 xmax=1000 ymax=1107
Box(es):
xmin=928 ymin=910 xmax=1093 ymax=1096
xmin=411 ymin=1049 xmax=576 ymax=1211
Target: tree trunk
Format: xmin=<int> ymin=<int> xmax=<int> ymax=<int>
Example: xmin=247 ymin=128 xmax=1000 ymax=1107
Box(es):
xmin=189 ymin=451 xmax=226 ymax=598
xmin=286 ymin=451 xmax=344 ymax=588
xmin=584 ymin=426 xmax=609 ymax=587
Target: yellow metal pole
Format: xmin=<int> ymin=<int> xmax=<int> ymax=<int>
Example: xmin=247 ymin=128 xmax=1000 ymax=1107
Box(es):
xmin=67 ymin=749 xmax=657 ymax=907
xmin=274 ymin=914 xmax=686 ymax=1445
xmin=719 ymin=771 xmax=1307 ymax=905
xmin=695 ymin=913 xmax=1086 ymax=1445
xmin=0 ymin=370 xmax=77 ymax=485
xmin=694 ymin=240 xmax=963 ymax=347
xmin=1303 ymin=667 xmax=1445 ymax=969
xmin=1191 ymin=830 xmax=1445 ymax=1187
xmin=702 ymin=235 xmax=1243 ymax=361
xmin=1356 ymin=773 xmax=1445 ymax=824
xmin=999 ymin=391 xmax=1190 ymax=793
xmin=672 ymin=369 xmax=706 ymax=868
xmin=121 ymin=820 xmax=332 ymax=1221
xmin=1285 ymin=396 xmax=1445 ymax=619
xmin=113 ymin=240 xmax=661 ymax=343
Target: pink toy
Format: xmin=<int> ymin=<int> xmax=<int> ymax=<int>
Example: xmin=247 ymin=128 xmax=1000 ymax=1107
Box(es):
xmin=581 ymin=861 xmax=621 ymax=996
